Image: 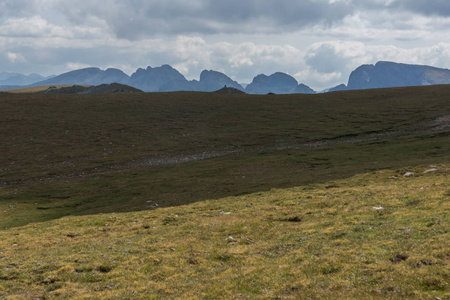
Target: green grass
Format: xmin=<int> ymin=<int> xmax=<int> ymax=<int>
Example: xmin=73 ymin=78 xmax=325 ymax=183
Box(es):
xmin=0 ymin=164 xmax=448 ymax=299
xmin=0 ymin=86 xmax=449 ymax=298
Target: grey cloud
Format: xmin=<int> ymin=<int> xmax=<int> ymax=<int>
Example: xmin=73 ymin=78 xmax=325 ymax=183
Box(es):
xmin=390 ymin=0 xmax=450 ymax=17
xmin=0 ymin=0 xmax=37 ymax=19
xmin=352 ymin=0 xmax=450 ymax=17
xmin=49 ymin=0 xmax=354 ymax=40
xmin=204 ymin=1 xmax=352 ymax=27
xmin=305 ymin=44 xmax=347 ymax=74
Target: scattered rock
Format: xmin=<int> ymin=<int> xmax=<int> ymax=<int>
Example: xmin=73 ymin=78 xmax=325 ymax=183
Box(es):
xmin=390 ymin=253 xmax=408 ymax=263
xmin=423 ymin=168 xmax=438 ymax=173
xmin=285 ymin=216 xmax=302 ymax=222
xmin=96 ymin=265 xmax=113 ymax=273
xmin=403 ymin=172 xmax=415 ymax=177
xmin=373 ymin=207 xmax=384 ymax=210
xmin=227 ymin=236 xmax=236 ymax=243
xmin=399 ymin=227 xmax=412 ymax=232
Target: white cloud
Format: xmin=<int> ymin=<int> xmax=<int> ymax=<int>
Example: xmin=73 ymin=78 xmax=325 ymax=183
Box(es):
xmin=65 ymin=62 xmax=94 ymax=71
xmin=169 ymin=36 xmax=306 ymax=82
xmin=0 ymin=15 xmax=108 ymax=41
xmin=7 ymin=52 xmax=26 ymax=63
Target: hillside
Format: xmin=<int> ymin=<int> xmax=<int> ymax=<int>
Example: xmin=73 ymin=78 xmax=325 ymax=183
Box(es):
xmin=0 ymin=164 xmax=448 ymax=299
xmin=0 ymin=86 xmax=448 ymax=298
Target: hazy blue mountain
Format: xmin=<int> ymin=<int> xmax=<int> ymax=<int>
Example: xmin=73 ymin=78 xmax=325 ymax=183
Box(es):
xmin=0 ymin=72 xmax=51 ymax=86
xmin=245 ymin=72 xmax=299 ymax=94
xmin=128 ymin=67 xmax=245 ymax=92
xmin=33 ymin=68 xmax=129 ymax=86
xmin=347 ymin=61 xmax=450 ymax=90
xmin=0 ymin=85 xmax=22 ymax=90
xmin=0 ymin=72 xmax=18 ymax=80
xmin=327 ymin=84 xmax=348 ymax=92
xmin=128 ymin=65 xmax=189 ymax=92
xmin=291 ymin=83 xmax=316 ymax=94
xmin=197 ymin=70 xmax=244 ymax=92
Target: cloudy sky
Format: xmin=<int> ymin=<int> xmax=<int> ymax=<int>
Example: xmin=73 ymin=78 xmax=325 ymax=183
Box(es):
xmin=1 ymin=0 xmax=450 ymax=90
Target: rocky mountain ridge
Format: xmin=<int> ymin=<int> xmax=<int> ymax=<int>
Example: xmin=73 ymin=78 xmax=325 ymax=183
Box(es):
xmin=2 ymin=61 xmax=450 ymax=94
xmin=342 ymin=61 xmax=450 ymax=91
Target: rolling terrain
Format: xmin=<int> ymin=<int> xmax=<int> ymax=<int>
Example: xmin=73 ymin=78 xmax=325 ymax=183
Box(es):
xmin=0 ymin=85 xmax=449 ymax=298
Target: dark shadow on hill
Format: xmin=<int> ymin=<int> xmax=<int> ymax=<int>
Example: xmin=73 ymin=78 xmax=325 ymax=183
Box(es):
xmin=0 ymin=86 xmax=449 ymax=229
xmin=75 ymin=127 xmax=450 ymax=216
xmin=2 ymin=124 xmax=448 ymax=229
xmin=43 ymin=83 xmax=143 ymax=94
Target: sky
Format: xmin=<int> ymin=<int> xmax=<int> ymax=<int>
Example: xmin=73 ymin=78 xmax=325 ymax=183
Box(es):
xmin=1 ymin=0 xmax=450 ymax=90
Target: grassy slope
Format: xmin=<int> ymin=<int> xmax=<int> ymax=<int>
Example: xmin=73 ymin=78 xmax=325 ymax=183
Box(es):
xmin=0 ymin=165 xmax=448 ymax=299
xmin=0 ymin=86 xmax=449 ymax=298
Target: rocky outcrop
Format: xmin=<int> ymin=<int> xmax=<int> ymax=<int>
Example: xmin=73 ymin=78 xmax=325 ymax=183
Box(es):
xmin=214 ymin=86 xmax=246 ymax=94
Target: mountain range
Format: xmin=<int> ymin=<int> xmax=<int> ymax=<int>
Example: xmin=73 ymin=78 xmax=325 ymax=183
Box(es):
xmin=2 ymin=61 xmax=450 ymax=94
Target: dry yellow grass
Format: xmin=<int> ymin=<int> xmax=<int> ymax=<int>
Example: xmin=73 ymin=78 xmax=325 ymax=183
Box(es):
xmin=3 ymin=85 xmax=91 ymax=93
xmin=0 ymin=164 xmax=448 ymax=299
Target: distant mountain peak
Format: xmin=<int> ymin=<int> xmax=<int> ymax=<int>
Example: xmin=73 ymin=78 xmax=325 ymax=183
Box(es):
xmin=245 ymin=72 xmax=298 ymax=94
xmin=198 ymin=70 xmax=244 ymax=92
xmin=31 ymin=67 xmax=129 ymax=86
